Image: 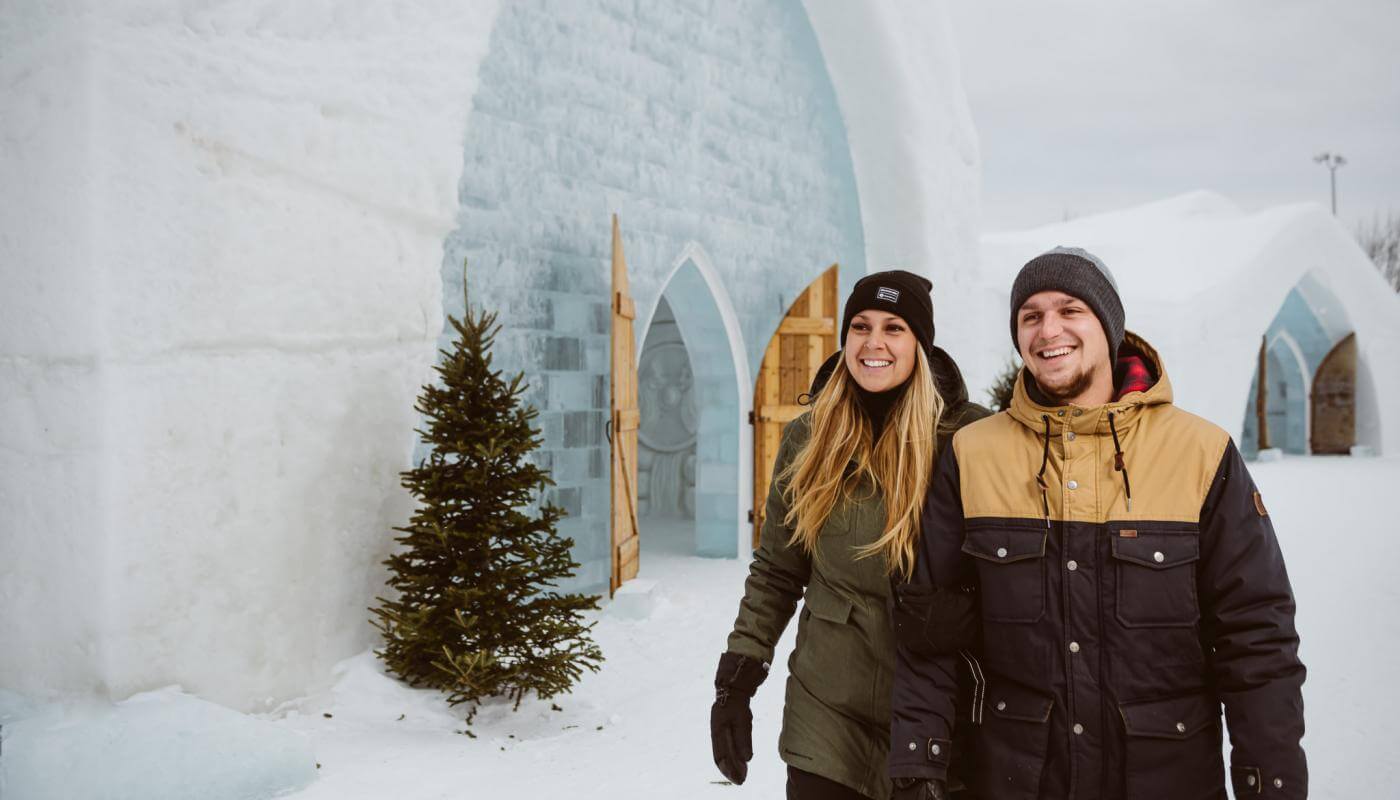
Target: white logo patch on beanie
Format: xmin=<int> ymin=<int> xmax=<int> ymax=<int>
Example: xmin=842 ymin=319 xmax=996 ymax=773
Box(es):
xmin=875 ymin=287 xmax=900 ymax=303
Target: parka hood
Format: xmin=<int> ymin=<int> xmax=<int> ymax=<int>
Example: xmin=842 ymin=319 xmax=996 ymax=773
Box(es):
xmin=1008 ymin=331 xmax=1170 ymax=518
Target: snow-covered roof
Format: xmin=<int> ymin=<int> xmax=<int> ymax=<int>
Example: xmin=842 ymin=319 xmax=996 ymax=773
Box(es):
xmin=974 ymin=191 xmax=1400 ymax=453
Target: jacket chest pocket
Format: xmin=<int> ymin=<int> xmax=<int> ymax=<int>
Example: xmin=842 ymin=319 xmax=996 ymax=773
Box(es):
xmin=962 ymin=527 xmax=1048 ymax=624
xmin=1111 ymin=530 xmax=1201 ymax=628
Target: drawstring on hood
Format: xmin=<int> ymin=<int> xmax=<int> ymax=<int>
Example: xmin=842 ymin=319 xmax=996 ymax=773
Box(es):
xmin=1036 ymin=415 xmax=1052 ymax=529
xmin=1108 ymin=411 xmax=1133 ymax=513
xmin=1009 ymin=332 xmax=1165 ymax=524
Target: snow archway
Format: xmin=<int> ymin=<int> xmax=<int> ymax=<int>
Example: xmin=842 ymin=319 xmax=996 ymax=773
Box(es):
xmin=1241 ymin=273 xmax=1382 ymax=458
xmin=643 ymin=245 xmax=752 ymax=559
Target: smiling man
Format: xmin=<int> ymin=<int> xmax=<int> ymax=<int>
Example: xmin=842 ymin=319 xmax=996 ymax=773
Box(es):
xmin=888 ymin=247 xmax=1308 ymax=800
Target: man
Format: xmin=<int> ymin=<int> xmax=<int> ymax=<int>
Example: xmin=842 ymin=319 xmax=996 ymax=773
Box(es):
xmin=888 ymin=247 xmax=1306 ymax=800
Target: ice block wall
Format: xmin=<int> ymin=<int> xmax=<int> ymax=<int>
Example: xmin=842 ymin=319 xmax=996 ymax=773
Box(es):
xmin=441 ymin=0 xmax=867 ymax=589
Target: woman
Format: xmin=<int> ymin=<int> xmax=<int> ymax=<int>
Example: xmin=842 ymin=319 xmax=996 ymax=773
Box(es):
xmin=710 ymin=270 xmax=990 ymax=800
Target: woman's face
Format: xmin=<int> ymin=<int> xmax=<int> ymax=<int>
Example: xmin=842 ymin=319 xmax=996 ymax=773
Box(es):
xmin=843 ymin=310 xmax=918 ymax=393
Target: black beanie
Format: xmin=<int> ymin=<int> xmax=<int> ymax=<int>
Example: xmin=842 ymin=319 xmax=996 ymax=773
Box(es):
xmin=840 ymin=269 xmax=935 ymax=358
xmin=1009 ymin=246 xmax=1125 ymax=360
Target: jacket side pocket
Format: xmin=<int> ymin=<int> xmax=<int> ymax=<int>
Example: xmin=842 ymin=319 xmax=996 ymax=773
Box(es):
xmin=971 ymin=678 xmax=1054 ymax=800
xmin=1119 ymin=692 xmax=1225 ymax=799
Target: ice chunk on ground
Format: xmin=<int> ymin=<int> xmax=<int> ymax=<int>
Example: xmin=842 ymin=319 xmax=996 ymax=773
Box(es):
xmin=607 ymin=578 xmax=660 ymax=621
xmin=1 ymin=686 xmax=317 ymax=800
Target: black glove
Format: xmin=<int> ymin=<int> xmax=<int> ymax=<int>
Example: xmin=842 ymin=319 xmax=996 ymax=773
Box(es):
xmin=891 ymin=777 xmax=949 ymax=800
xmin=710 ymin=651 xmax=769 ymax=785
xmin=890 ymin=581 xmax=979 ymax=657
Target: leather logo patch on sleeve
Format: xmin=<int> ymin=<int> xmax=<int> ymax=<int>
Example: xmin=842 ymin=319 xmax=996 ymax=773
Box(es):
xmin=1253 ymin=491 xmax=1268 ymax=517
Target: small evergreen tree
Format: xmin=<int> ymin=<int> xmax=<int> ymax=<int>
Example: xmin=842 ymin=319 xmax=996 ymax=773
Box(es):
xmin=371 ymin=277 xmax=602 ymax=723
xmin=986 ymin=356 xmax=1021 ymax=412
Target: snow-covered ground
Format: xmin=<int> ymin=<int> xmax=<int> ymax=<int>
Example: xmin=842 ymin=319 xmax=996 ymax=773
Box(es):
xmin=263 ymin=455 xmax=1398 ymax=800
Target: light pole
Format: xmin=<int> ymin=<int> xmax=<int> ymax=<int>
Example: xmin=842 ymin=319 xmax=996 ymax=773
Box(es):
xmin=1313 ymin=152 xmax=1346 ymax=216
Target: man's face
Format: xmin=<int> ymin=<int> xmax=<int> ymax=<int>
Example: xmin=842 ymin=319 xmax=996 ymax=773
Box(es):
xmin=1015 ymin=290 xmax=1113 ymax=405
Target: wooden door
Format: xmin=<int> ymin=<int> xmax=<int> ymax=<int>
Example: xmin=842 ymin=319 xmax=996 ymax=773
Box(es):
xmin=610 ymin=215 xmax=641 ymax=594
xmin=1310 ymin=332 xmax=1356 ymax=455
xmin=1255 ymin=336 xmax=1271 ymax=450
xmin=751 ymin=265 xmax=839 ymax=547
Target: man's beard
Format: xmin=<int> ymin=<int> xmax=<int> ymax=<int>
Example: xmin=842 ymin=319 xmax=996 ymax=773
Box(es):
xmin=1036 ymin=366 xmax=1099 ymax=406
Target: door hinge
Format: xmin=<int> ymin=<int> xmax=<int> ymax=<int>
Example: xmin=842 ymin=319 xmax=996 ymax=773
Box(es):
xmin=747 ymin=509 xmax=756 ymax=524
xmin=748 ymin=410 xmax=755 ymax=425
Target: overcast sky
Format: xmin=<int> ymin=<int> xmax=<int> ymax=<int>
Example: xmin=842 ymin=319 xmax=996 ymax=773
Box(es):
xmin=948 ymin=0 xmax=1400 ymax=234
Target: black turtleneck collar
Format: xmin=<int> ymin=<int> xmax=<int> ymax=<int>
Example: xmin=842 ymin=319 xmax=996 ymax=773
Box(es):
xmin=855 ymin=380 xmax=909 ymax=442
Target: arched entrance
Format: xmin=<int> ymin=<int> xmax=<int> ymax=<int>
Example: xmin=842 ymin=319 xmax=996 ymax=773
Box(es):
xmin=1263 ymin=333 xmax=1310 ymax=454
xmin=634 ymin=246 xmax=751 ymax=560
xmin=635 ymin=296 xmax=698 ymax=554
xmin=1241 ymin=274 xmax=1376 ymax=459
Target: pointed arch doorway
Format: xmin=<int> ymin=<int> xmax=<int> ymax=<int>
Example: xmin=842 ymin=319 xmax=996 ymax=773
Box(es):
xmin=1253 ymin=332 xmax=1311 ymax=455
xmin=638 ymin=245 xmax=752 ymax=562
xmin=1240 ymin=273 xmax=1376 ymax=460
xmin=612 ymin=229 xmax=754 ymax=594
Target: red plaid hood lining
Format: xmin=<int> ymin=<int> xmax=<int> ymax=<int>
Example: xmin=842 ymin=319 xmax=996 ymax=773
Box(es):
xmin=1113 ymin=353 xmax=1156 ymax=402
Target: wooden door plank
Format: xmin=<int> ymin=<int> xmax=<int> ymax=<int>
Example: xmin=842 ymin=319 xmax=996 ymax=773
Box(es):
xmin=757 ymin=404 xmax=808 ymax=423
xmin=610 ymin=214 xmax=641 ymax=595
xmin=778 ymin=317 xmax=836 ymax=336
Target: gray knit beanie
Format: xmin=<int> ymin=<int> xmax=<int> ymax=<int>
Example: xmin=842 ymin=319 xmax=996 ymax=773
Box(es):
xmin=1009 ymin=246 xmax=1125 ymax=360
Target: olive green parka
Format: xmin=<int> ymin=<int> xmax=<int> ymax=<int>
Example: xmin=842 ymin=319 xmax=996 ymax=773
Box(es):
xmin=724 ymin=348 xmax=990 ymax=799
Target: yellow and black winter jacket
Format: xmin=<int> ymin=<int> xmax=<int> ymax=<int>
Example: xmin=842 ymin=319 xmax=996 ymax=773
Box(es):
xmin=888 ymin=333 xmax=1306 ymax=800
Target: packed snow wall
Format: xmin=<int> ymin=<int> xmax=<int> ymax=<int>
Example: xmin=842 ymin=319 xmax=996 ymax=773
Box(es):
xmin=0 ymin=1 xmax=504 ymax=709
xmin=1 ymin=0 xmax=979 ymax=710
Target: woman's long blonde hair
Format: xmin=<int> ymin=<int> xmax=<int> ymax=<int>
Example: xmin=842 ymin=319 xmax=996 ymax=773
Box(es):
xmin=778 ymin=347 xmax=945 ymax=579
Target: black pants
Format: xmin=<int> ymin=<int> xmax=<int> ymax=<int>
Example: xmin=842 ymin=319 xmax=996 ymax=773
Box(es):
xmin=786 ymin=767 xmax=874 ymax=800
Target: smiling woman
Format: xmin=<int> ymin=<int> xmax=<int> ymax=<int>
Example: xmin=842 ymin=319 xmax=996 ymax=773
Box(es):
xmin=713 ymin=269 xmax=991 ymax=800
xmin=845 ymin=310 xmax=917 ymax=393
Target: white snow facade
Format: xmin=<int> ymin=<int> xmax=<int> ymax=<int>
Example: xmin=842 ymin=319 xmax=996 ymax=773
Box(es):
xmin=973 ymin=192 xmax=1400 ymax=457
xmin=0 ymin=0 xmax=979 ymax=715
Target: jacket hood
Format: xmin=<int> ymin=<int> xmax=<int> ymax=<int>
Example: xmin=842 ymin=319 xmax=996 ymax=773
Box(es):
xmin=1008 ymin=330 xmax=1172 ymax=436
xmin=1008 ymin=330 xmax=1171 ymax=519
xmin=806 ymin=346 xmax=973 ymax=410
